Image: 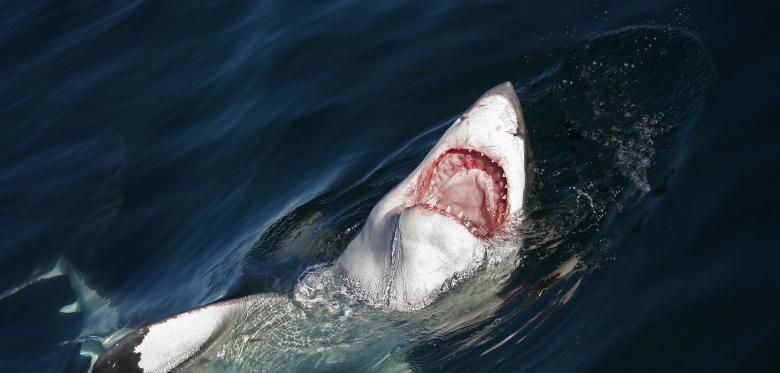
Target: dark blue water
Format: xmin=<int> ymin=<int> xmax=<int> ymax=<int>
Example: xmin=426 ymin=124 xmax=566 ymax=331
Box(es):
xmin=2 ymin=1 xmax=779 ymax=371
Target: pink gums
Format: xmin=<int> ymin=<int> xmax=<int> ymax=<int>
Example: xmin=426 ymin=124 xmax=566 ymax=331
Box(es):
xmin=415 ymin=149 xmax=509 ymax=237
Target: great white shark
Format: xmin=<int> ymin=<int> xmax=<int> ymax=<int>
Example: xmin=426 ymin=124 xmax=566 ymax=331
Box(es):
xmin=93 ymin=82 xmax=531 ymax=372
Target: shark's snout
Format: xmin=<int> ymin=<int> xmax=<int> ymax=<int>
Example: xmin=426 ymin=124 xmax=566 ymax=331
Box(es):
xmin=483 ymin=82 xmax=520 ymax=111
xmin=470 ymin=81 xmax=525 ymax=138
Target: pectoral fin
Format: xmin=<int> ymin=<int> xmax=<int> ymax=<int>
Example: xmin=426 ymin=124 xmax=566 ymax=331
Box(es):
xmin=93 ymin=294 xmax=275 ymax=373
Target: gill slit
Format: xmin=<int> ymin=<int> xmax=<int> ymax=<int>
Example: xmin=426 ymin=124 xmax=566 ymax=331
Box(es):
xmin=383 ymin=216 xmax=403 ymax=308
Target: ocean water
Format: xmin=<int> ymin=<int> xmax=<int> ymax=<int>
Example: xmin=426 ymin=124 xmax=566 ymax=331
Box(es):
xmin=1 ymin=0 xmax=779 ymax=372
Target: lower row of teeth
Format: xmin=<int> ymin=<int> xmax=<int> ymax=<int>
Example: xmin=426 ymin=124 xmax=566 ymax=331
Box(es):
xmin=423 ymin=199 xmax=483 ymax=233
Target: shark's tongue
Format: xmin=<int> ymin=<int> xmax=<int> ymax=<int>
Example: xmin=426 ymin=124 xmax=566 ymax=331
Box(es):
xmin=418 ymin=149 xmax=508 ymax=237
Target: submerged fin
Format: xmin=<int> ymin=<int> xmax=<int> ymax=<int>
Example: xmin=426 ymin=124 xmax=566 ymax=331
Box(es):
xmin=0 ymin=257 xmax=117 ymax=332
xmin=0 ymin=258 xmax=65 ymax=302
xmin=0 ymin=257 xmax=123 ymax=369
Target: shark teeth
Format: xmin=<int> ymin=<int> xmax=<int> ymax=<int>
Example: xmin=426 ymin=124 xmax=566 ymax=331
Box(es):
xmin=416 ymin=147 xmax=510 ymax=238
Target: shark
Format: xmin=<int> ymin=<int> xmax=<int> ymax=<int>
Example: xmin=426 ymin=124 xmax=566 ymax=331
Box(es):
xmin=93 ymin=81 xmax=531 ymax=372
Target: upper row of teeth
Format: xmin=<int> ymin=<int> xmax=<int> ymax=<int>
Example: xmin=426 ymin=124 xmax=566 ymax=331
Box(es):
xmin=454 ymin=150 xmax=501 ymax=166
xmin=466 ymin=149 xmax=487 ymax=157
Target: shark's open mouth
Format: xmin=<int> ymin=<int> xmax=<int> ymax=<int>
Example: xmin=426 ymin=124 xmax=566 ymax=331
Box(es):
xmin=416 ymin=148 xmax=509 ymax=237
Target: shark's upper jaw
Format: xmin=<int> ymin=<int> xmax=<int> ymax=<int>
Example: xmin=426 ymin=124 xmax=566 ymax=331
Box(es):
xmin=414 ymin=148 xmax=508 ymax=238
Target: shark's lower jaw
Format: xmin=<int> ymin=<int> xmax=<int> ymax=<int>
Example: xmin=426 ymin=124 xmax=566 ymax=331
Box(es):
xmin=415 ymin=148 xmax=509 ymax=238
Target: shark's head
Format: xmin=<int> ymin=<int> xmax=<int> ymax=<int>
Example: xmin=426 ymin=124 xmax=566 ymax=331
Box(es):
xmin=338 ymin=82 xmax=531 ymax=310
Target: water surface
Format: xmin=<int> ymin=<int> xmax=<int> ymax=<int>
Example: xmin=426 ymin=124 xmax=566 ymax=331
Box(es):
xmin=1 ymin=1 xmax=779 ymax=372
